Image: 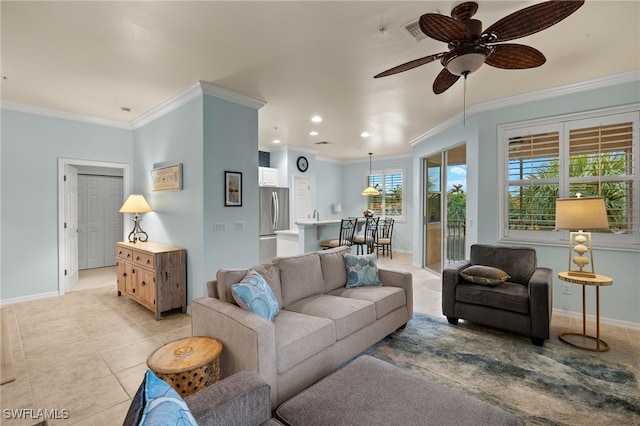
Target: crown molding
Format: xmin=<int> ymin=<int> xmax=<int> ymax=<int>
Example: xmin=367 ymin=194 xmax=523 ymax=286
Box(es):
xmin=410 ymin=69 xmax=640 ymax=146
xmin=200 ymin=81 xmax=266 ymax=111
xmin=0 ymin=101 xmax=132 ymax=129
xmin=131 ymin=81 xmax=265 ymax=129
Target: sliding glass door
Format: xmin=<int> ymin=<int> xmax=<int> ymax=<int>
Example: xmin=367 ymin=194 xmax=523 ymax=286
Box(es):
xmin=423 ymin=145 xmax=467 ymax=273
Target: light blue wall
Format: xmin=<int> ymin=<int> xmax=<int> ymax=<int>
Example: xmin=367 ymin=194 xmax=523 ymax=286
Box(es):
xmin=202 ymin=95 xmax=260 ymax=285
xmin=340 ymin=155 xmax=414 ymax=253
xmin=1 ymin=109 xmax=133 ymax=300
xmin=133 ymin=98 xmax=205 ymax=303
xmin=412 ymin=80 xmax=640 ymax=325
xmin=315 ymin=160 xmax=343 ymax=221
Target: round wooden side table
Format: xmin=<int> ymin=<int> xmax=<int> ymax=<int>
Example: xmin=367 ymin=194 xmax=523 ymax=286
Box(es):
xmin=147 ymin=336 xmax=223 ymax=397
xmin=557 ymin=272 xmax=612 ymax=352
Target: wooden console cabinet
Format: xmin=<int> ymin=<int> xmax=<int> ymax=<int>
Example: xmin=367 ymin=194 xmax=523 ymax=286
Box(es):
xmin=116 ymin=241 xmax=186 ymax=320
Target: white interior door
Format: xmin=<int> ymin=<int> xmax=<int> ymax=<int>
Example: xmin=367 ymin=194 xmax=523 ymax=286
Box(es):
xmin=104 ymin=177 xmax=123 ymax=266
xmin=86 ymin=176 xmax=104 ymax=269
xmin=77 ymin=175 xmax=87 ymax=269
xmin=293 ymin=176 xmax=311 ymax=228
xmin=63 ymin=164 xmax=79 ymax=291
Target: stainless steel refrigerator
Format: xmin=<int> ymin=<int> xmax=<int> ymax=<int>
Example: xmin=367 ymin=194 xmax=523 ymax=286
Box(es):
xmin=259 ymin=187 xmax=290 ymax=264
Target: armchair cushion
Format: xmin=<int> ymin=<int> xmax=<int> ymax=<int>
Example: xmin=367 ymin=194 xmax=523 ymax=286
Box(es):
xmin=460 ymin=265 xmax=510 ymax=286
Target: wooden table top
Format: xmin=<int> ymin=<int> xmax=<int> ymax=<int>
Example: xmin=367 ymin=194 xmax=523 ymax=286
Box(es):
xmin=558 ymin=271 xmax=613 ymax=287
xmin=147 ymin=336 xmax=222 ymax=374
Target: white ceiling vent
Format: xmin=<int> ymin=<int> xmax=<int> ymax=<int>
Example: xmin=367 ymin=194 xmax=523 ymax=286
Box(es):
xmin=404 ymin=20 xmax=427 ymax=41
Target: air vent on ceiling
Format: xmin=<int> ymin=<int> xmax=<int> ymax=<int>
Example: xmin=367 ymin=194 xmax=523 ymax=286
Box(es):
xmin=315 ymin=141 xmax=331 ymax=145
xmin=404 ymin=20 xmax=427 ymax=41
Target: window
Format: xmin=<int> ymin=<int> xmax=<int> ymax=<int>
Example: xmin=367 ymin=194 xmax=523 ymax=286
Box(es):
xmin=365 ymin=168 xmax=405 ymax=221
xmin=500 ymin=107 xmax=639 ymax=247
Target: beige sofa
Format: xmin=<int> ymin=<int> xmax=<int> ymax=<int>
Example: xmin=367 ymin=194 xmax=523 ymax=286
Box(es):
xmin=191 ymin=246 xmax=413 ymax=408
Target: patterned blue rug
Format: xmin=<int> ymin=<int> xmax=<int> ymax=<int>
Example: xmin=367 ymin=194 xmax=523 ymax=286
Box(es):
xmin=364 ymin=312 xmax=640 ymax=425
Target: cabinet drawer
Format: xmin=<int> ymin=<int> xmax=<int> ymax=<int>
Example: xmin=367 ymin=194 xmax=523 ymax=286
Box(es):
xmin=133 ymin=250 xmax=155 ymax=269
xmin=117 ymin=247 xmax=133 ymax=261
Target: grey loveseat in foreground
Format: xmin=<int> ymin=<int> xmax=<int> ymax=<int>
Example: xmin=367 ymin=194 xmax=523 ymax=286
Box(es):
xmin=185 ymin=356 xmax=523 ymax=426
xmin=191 ymin=246 xmax=413 ymax=408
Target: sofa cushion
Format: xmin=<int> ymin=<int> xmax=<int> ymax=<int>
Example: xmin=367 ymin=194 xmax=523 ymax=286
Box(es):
xmin=251 ymin=263 xmax=283 ymax=308
xmin=460 ymin=265 xmax=510 ymax=286
xmin=329 ymin=286 xmax=405 ymax=319
xmin=319 ymin=246 xmax=351 ymax=293
xmin=286 ymin=294 xmax=376 ymax=340
xmin=231 ymin=270 xmax=280 ymax=321
xmin=344 ymin=253 xmax=382 ymax=288
xmin=275 ymin=252 xmax=325 ymax=308
xmin=273 ymin=310 xmax=335 ymax=374
xmin=470 ymin=244 xmax=536 ymax=285
xmin=216 ymin=269 xmax=250 ymax=305
xmin=455 ymin=282 xmax=529 ymax=314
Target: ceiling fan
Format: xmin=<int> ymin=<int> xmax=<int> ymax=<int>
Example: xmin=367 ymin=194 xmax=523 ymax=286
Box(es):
xmin=374 ymin=0 xmax=585 ymax=94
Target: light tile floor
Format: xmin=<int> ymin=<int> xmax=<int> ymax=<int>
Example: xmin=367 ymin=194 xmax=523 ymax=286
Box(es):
xmin=1 ymin=253 xmax=638 ymax=425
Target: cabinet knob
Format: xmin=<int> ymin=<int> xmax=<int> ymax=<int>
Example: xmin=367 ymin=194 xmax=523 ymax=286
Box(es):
xmin=141 ymin=281 xmax=146 ymax=287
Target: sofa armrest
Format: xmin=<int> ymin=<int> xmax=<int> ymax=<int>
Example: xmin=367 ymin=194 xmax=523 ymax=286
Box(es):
xmin=441 ymin=260 xmax=472 ymax=318
xmin=185 ymin=370 xmax=271 ymax=426
xmin=378 ymin=268 xmax=413 ymax=320
xmin=191 ymin=297 xmax=278 ymax=407
xmin=528 ymin=267 xmax=553 ymax=339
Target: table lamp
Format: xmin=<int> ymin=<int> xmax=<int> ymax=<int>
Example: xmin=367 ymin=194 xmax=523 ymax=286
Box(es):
xmin=555 ymin=195 xmax=609 ymax=278
xmin=119 ymin=194 xmax=152 ymax=243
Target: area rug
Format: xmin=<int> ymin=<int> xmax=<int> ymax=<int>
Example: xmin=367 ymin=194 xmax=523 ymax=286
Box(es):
xmin=364 ymin=312 xmax=640 ymax=426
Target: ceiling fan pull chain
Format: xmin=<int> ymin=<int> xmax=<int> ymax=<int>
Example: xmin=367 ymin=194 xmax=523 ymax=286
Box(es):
xmin=463 ymin=72 xmax=468 ymax=127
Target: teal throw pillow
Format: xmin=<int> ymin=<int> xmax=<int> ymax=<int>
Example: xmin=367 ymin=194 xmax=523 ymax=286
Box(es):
xmin=460 ymin=265 xmax=511 ymax=286
xmin=231 ymin=270 xmax=280 ymax=320
xmin=344 ymin=253 xmax=382 ymax=288
xmin=124 ymin=369 xmax=197 ymax=426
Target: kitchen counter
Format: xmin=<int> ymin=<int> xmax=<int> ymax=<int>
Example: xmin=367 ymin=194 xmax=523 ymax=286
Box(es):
xmin=274 ymin=220 xmax=342 ymax=255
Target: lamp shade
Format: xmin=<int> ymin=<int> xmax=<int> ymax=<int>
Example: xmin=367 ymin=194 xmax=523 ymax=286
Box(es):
xmin=555 ymin=197 xmax=609 ymax=230
xmin=361 ymin=186 xmax=379 ymax=196
xmin=119 ymin=195 xmax=152 ymax=214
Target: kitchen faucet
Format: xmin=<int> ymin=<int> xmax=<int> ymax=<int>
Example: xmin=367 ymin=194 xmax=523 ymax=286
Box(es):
xmin=313 ymin=209 xmax=319 ymax=221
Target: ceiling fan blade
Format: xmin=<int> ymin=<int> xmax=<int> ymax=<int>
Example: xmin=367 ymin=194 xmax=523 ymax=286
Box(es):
xmin=374 ymin=53 xmax=444 ymax=78
xmin=419 ymin=13 xmax=470 ymax=43
xmin=485 ymin=44 xmax=546 ymax=69
xmin=483 ymin=0 xmax=585 ymax=42
xmin=433 ymin=68 xmax=460 ymax=94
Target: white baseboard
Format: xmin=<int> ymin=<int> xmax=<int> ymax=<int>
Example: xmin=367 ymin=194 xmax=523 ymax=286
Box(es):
xmin=553 ymin=308 xmax=640 ymax=331
xmin=0 ymin=291 xmax=59 ymax=307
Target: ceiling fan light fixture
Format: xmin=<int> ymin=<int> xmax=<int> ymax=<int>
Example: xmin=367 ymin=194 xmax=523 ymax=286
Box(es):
xmin=445 ymin=52 xmax=486 ymax=76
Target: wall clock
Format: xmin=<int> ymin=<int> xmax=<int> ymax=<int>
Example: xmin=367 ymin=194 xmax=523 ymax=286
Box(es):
xmin=296 ymin=156 xmax=309 ymax=173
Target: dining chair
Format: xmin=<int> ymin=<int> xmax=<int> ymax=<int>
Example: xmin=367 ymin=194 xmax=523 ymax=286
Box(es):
xmin=352 ymin=217 xmax=379 ymax=255
xmin=375 ymin=218 xmax=394 ymax=258
xmin=319 ymin=218 xmax=357 ymax=250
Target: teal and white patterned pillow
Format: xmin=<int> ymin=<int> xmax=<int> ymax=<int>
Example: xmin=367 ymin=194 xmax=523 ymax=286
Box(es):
xmin=231 ymin=270 xmax=280 ymax=320
xmin=344 ymin=253 xmax=383 ymax=288
xmin=124 ymin=369 xmax=197 ymax=426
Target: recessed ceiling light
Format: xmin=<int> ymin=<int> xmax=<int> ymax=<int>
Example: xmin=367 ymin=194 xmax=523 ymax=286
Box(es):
xmin=311 ymin=115 xmax=322 ymax=123
xmin=273 ymin=139 xmax=281 ymax=144
xmin=309 ymin=131 xmax=319 ymax=136
xmin=361 ymin=132 xmax=370 ymax=138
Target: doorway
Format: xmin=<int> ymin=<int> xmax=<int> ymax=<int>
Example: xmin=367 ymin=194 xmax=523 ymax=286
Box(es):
xmin=58 ymin=159 xmax=130 ymax=295
xmin=423 ymin=145 xmax=467 ymax=273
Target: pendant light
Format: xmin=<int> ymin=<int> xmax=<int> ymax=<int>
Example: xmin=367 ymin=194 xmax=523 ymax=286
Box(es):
xmin=362 ymin=153 xmax=380 ymax=196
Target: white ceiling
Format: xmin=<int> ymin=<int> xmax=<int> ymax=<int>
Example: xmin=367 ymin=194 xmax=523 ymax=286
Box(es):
xmin=2 ymin=1 xmax=639 ymax=161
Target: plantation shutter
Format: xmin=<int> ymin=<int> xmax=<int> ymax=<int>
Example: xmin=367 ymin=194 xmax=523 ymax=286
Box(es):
xmin=507 ymin=130 xmax=560 ymax=231
xmin=568 ymin=122 xmax=634 ymax=234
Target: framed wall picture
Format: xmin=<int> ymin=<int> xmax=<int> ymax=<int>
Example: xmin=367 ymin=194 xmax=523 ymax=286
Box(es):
xmin=151 ymin=163 xmax=183 ymax=191
xmin=224 ymin=171 xmax=242 ymax=207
